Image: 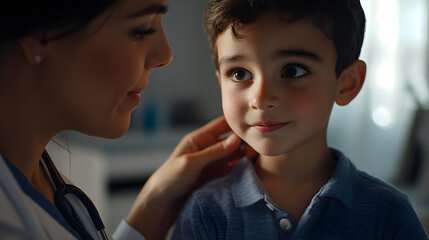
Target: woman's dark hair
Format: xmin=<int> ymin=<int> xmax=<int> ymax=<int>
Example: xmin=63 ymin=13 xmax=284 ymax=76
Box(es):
xmin=0 ymin=1 xmax=119 ymax=44
xmin=204 ymin=0 xmax=366 ymax=77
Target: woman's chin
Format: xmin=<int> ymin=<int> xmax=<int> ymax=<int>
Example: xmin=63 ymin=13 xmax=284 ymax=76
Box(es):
xmin=105 ymin=125 xmax=130 ymax=139
xmin=84 ymin=121 xmax=130 ymax=140
xmin=102 ymin=130 xmax=128 ymax=140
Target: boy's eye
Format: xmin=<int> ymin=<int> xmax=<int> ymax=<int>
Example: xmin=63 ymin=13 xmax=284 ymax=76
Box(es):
xmin=132 ymin=28 xmax=156 ymax=40
xmin=228 ymin=68 xmax=252 ymax=82
xmin=281 ymin=64 xmax=309 ymax=79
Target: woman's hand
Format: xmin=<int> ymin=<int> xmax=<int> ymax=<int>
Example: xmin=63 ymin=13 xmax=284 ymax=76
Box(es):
xmin=126 ymin=116 xmax=255 ymax=240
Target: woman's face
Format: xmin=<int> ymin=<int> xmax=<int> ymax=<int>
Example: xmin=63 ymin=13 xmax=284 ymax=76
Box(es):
xmin=39 ymin=0 xmax=172 ymax=139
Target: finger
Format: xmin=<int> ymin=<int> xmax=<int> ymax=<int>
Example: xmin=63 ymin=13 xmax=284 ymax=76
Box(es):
xmin=184 ymin=116 xmax=233 ymax=152
xmin=187 ymin=133 xmax=242 ymax=170
xmin=196 ymin=116 xmax=231 ymax=136
xmin=170 ymin=117 xmax=233 ymax=157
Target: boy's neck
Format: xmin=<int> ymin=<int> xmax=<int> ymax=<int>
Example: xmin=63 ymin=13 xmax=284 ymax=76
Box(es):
xmin=254 ymin=143 xmax=335 ymax=185
xmin=253 ymin=141 xmax=337 ymax=222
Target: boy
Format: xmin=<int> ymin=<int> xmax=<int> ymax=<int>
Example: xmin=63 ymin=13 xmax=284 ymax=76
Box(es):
xmin=173 ymin=0 xmax=428 ymax=239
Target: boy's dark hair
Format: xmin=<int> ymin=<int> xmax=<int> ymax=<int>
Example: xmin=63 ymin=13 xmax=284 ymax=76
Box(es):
xmin=204 ymin=0 xmax=366 ymax=77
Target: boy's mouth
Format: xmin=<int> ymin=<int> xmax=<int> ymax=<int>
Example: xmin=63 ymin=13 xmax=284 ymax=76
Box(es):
xmin=251 ymin=122 xmax=290 ymax=132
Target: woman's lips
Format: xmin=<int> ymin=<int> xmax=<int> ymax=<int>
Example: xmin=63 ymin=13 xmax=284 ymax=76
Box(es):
xmin=252 ymin=122 xmax=289 ymax=132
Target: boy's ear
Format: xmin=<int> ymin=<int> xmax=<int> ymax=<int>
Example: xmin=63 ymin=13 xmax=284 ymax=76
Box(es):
xmin=216 ymin=70 xmax=221 ymax=86
xmin=19 ymin=34 xmax=47 ymax=64
xmin=335 ymin=60 xmax=366 ymax=106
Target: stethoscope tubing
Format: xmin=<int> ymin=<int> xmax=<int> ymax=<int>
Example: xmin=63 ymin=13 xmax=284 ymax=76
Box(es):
xmin=42 ymin=150 xmax=107 ymax=240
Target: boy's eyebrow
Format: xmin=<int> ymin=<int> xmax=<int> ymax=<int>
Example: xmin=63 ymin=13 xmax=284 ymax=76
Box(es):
xmin=275 ymin=50 xmax=322 ymax=62
xmin=218 ymin=55 xmax=246 ymax=67
xmin=218 ymin=50 xmax=322 ymax=67
xmin=127 ymin=4 xmax=168 ymax=18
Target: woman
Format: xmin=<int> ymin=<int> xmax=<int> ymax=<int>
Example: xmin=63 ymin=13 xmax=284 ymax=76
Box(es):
xmin=0 ymin=0 xmax=248 ymax=239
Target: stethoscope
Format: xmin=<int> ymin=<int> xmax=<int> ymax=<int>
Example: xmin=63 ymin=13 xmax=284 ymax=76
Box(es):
xmin=41 ymin=150 xmax=108 ymax=240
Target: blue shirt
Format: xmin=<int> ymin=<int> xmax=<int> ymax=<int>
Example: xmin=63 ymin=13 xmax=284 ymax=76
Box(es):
xmin=172 ymin=149 xmax=428 ymax=240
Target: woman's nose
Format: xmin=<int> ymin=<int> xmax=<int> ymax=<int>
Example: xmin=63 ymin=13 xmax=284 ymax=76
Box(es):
xmin=145 ymin=26 xmax=173 ymax=69
xmin=249 ymin=79 xmax=280 ymax=110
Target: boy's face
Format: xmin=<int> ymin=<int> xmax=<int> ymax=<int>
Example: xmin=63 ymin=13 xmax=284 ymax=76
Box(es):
xmin=216 ymin=12 xmax=340 ymax=156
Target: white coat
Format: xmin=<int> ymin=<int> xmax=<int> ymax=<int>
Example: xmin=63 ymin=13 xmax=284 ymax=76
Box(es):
xmin=0 ymin=154 xmax=144 ymax=240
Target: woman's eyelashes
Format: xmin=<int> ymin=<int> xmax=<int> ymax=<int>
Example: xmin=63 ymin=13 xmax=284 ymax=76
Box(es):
xmin=132 ymin=28 xmax=156 ymax=40
xmin=281 ymin=64 xmax=309 ymax=79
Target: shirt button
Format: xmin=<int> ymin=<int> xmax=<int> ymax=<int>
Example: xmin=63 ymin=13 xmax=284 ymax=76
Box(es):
xmin=279 ymin=218 xmax=292 ymax=231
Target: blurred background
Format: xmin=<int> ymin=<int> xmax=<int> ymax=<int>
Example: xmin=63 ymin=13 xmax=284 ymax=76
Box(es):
xmin=47 ymin=0 xmax=429 ymax=235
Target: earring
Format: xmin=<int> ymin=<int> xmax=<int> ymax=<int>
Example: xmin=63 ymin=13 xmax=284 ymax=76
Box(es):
xmin=34 ymin=55 xmax=42 ymax=63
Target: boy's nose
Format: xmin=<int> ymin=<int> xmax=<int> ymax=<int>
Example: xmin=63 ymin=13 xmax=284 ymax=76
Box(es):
xmin=249 ymin=80 xmax=280 ymax=110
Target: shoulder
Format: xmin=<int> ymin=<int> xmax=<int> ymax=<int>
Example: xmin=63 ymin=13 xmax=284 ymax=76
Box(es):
xmin=354 ymin=171 xmax=428 ymax=238
xmin=356 ymin=169 xmax=405 ymax=197
xmin=354 ymin=169 xmax=408 ymax=206
xmin=348 ymin=159 xmax=422 ymax=225
xmin=329 ymin=151 xmax=427 ymax=237
xmin=354 ymin=170 xmax=424 ymax=222
xmin=0 ymin=154 xmax=76 ymax=239
xmin=330 ymin=149 xmax=408 ymax=205
xmin=329 ymin=149 xmax=413 ymax=217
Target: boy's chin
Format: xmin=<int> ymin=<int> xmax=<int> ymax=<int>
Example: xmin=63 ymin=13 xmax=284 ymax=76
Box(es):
xmin=251 ymin=145 xmax=287 ymax=157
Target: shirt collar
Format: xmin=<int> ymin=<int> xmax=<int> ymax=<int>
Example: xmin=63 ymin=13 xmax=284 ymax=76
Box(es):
xmin=230 ymin=157 xmax=265 ymax=208
xmin=230 ymin=149 xmax=358 ymax=208
xmin=317 ymin=148 xmax=357 ymax=207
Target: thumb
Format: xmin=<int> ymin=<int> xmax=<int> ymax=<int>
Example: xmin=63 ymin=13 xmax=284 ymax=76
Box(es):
xmin=187 ymin=134 xmax=242 ymax=170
